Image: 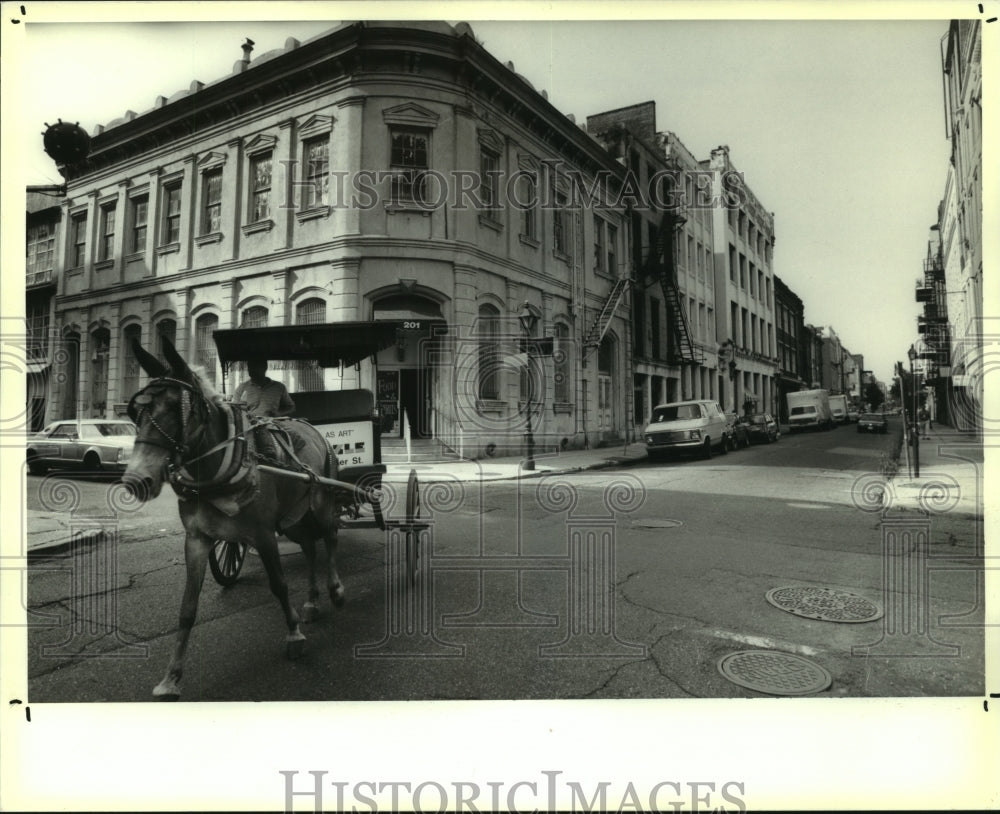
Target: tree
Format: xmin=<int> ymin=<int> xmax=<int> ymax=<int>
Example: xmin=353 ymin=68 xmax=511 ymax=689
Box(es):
xmin=864 ymin=381 xmax=884 ymax=411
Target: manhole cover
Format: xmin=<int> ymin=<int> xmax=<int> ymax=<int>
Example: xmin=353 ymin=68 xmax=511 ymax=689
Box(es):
xmin=632 ymin=519 xmax=684 ymax=529
xmin=718 ymin=650 xmax=832 ymax=696
xmin=766 ymin=586 xmax=883 ymax=623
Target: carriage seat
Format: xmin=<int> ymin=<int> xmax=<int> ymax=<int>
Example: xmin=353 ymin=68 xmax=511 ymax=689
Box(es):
xmin=289 ymin=389 xmax=375 ymax=424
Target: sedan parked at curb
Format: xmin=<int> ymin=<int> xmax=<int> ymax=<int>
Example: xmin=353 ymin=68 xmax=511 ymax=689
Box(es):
xmin=26 ymin=419 xmax=136 ymax=475
xmin=741 ymin=413 xmax=780 ymax=444
xmin=856 ymin=413 xmax=888 ymax=434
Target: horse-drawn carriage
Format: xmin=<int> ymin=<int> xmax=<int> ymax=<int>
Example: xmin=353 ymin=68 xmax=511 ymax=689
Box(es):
xmin=207 ymin=321 xmax=423 ymax=587
xmin=123 ymin=321 xmax=426 ymax=698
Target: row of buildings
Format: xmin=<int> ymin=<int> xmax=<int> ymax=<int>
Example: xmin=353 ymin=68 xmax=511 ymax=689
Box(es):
xmin=911 ymin=18 xmax=983 ymax=434
xmin=24 ymin=21 xmax=880 ymax=457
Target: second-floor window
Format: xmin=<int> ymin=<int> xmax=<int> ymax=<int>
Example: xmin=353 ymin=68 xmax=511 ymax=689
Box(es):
xmin=390 ymin=128 xmax=429 ymax=204
xmin=249 ymin=153 xmax=272 ymax=222
xmin=131 ymin=196 xmax=148 ymax=254
xmin=27 ymin=222 xmax=55 ymax=276
xmin=607 ymin=224 xmax=618 ymax=276
xmin=480 ymin=147 xmax=500 ymax=220
xmin=99 ymin=204 xmax=116 ymax=261
xmin=71 ymin=213 xmax=87 ymax=267
xmin=162 ymin=183 xmax=182 ymax=245
xmin=303 ymin=138 xmax=329 ymax=208
xmin=202 ymin=169 xmax=222 ymax=234
xmin=552 ymin=187 xmax=568 ymax=256
xmin=594 ymin=216 xmax=606 ymax=272
xmin=519 ymin=173 xmax=537 ymax=240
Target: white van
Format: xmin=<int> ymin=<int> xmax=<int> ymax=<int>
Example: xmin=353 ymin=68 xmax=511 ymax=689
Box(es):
xmin=644 ymin=399 xmax=729 ymax=460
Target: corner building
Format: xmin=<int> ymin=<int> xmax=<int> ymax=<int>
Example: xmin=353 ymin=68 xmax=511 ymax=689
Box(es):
xmin=48 ymin=22 xmax=631 ymax=458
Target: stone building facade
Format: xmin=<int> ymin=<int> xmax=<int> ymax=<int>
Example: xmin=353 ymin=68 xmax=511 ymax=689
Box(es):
xmin=586 ymin=102 xmax=719 ymax=427
xmin=704 ymin=146 xmax=778 ymax=415
xmin=45 ymin=21 xmax=631 ymax=457
xmin=773 ymin=274 xmax=806 ymax=422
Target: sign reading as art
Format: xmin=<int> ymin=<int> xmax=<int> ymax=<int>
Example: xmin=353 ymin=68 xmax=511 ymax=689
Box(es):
xmin=313 ymin=420 xmax=375 ymax=468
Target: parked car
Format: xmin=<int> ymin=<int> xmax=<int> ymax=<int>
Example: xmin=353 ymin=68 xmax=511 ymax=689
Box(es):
xmin=726 ymin=415 xmax=750 ymax=450
xmin=26 ymin=419 xmax=136 ymax=475
xmin=856 ymin=413 xmax=888 ymax=434
xmin=644 ymin=399 xmax=729 ymax=460
xmin=846 ymin=407 xmax=860 ymax=423
xmin=741 ymin=413 xmax=780 ymax=444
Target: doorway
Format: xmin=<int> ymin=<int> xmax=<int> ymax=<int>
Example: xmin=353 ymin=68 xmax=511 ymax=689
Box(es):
xmin=399 ymin=368 xmax=431 ymax=438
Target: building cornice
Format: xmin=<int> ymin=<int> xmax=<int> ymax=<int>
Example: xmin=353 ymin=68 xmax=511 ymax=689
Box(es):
xmin=60 ymin=22 xmax=625 ymax=185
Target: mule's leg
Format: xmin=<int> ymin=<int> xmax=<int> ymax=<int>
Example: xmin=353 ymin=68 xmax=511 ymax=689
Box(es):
xmin=254 ymin=531 xmax=306 ymax=659
xmin=297 ymin=537 xmax=321 ymax=623
xmin=153 ymin=531 xmax=212 ymax=700
xmin=321 ymin=526 xmax=345 ymax=608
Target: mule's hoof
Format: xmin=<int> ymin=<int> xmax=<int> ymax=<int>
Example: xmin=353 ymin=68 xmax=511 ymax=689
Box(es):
xmin=331 ymin=587 xmax=346 ymax=608
xmin=153 ymin=682 xmax=181 ymax=701
xmin=286 ymin=637 xmax=306 ymax=660
xmin=333 ymin=594 xmax=346 ymax=608
xmin=301 ymin=603 xmax=319 ymax=623
xmin=154 ymin=692 xmax=180 ymax=702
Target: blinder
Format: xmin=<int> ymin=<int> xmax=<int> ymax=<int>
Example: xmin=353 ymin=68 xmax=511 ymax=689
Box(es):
xmin=128 ymin=377 xmax=204 ymax=457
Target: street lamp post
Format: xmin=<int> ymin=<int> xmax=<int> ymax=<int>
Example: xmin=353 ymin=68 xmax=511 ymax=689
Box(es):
xmin=908 ymin=343 xmax=920 ymax=478
xmin=519 ymin=302 xmax=538 ymax=472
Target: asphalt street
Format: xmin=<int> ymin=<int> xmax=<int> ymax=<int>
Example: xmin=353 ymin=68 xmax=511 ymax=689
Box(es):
xmin=23 ymin=419 xmax=986 ymax=702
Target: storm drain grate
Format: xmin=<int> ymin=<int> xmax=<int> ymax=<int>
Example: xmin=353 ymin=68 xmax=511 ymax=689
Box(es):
xmin=718 ymin=650 xmax=832 ymax=696
xmin=766 ymin=586 xmax=883 ymax=623
xmin=631 ymin=519 xmax=684 ymax=529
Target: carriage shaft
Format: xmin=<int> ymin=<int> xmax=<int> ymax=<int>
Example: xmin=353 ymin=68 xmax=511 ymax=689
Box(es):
xmin=256 ymin=463 xmax=375 ymax=500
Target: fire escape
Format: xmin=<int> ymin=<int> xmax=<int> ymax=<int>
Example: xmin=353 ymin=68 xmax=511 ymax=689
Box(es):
xmin=914 ymin=253 xmax=949 ymax=369
xmin=645 ymin=211 xmax=702 ymax=366
xmin=583 ymin=275 xmax=631 ymax=352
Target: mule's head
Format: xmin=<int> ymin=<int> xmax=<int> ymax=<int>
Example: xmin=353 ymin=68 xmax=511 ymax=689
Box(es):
xmin=122 ymin=338 xmax=221 ymax=502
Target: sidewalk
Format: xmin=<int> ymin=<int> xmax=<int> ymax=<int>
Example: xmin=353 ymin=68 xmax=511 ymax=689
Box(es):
xmin=884 ymin=423 xmax=985 ymax=518
xmin=26 ymin=442 xmax=650 ymax=557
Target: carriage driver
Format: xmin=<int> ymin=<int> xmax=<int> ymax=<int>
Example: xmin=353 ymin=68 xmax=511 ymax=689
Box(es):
xmin=233 ymin=359 xmax=295 ymax=418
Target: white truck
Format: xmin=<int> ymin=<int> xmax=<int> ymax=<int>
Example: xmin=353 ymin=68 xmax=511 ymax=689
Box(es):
xmin=828 ymin=394 xmax=848 ymax=424
xmin=786 ymin=389 xmax=833 ymax=432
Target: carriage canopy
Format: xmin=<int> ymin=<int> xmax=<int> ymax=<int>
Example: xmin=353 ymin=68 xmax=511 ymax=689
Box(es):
xmin=213 ymin=321 xmax=428 ymax=370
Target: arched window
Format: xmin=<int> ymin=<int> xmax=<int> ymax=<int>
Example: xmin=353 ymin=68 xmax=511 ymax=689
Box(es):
xmin=295 ymin=297 xmax=326 ymax=326
xmin=91 ymin=327 xmax=110 ymax=417
xmin=155 ymin=318 xmax=176 ymax=362
xmin=121 ymin=324 xmax=142 ymax=398
xmin=295 ymin=297 xmax=326 ymax=391
xmin=194 ymin=313 xmax=219 ymax=386
xmin=553 ymin=322 xmax=571 ymax=403
xmin=240 ymin=305 xmax=268 ymax=329
xmin=478 ymin=304 xmax=500 ymax=401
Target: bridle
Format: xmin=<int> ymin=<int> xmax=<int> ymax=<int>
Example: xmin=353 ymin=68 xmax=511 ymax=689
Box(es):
xmin=128 ymin=376 xmax=265 ymax=501
xmin=127 ymin=377 xmax=208 ymax=460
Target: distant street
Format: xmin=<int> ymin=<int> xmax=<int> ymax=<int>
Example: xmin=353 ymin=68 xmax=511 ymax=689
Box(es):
xmin=26 ymin=417 xmax=984 ymax=702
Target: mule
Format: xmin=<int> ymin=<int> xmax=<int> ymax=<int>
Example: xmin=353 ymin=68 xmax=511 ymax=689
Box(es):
xmin=123 ymin=338 xmax=344 ymax=700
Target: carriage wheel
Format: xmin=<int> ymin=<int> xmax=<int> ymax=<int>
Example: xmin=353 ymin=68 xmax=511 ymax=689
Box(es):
xmin=208 ymin=539 xmax=247 ymax=586
xmin=404 ymin=469 xmax=421 ymax=585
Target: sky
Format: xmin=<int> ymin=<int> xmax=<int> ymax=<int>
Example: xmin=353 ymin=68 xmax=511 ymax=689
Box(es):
xmin=4 ymin=4 xmax=974 ymax=385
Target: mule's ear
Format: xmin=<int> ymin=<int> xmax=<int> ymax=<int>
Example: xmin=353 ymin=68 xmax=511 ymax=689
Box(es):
xmin=131 ymin=338 xmax=170 ymax=378
xmin=161 ymin=336 xmax=196 ymax=382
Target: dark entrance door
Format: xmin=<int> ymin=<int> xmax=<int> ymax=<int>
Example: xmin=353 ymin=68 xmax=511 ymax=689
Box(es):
xmin=399 ymin=368 xmax=430 ymax=438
